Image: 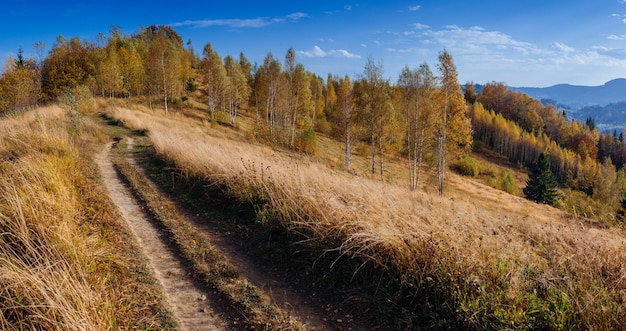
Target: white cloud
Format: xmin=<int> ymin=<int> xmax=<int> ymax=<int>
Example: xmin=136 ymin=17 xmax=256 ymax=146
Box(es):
xmin=412 ymin=23 xmax=429 ymax=29
xmin=591 ymin=45 xmax=626 ymax=58
xmin=331 ymin=49 xmax=361 ymax=58
xmin=287 ymin=12 xmax=308 ymax=20
xmin=419 ymin=25 xmax=538 ymax=56
xmin=300 ymin=46 xmax=327 ymax=57
xmin=552 ymin=42 xmax=574 ymax=53
xmin=325 ymin=6 xmax=352 ymax=15
xmin=608 ymin=34 xmax=626 ymax=40
xmin=298 ymin=45 xmax=361 ymax=59
xmin=386 ymin=47 xmax=429 ymax=55
xmin=170 ymin=18 xmax=271 ymax=28
xmin=610 ymin=13 xmax=626 ymax=23
xmin=408 ymin=5 xmax=421 ymax=11
xmin=170 ymin=12 xmax=306 ymax=29
xmin=593 ymin=45 xmax=611 ymax=52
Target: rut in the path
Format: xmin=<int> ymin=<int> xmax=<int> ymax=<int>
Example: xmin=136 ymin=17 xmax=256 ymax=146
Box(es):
xmin=122 ymin=137 xmax=337 ymax=330
xmin=96 ymin=142 xmax=227 ymax=331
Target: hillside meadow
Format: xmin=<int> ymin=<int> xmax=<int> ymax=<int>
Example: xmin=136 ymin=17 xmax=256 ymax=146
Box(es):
xmin=106 ymin=103 xmax=626 ymax=330
xmin=0 ymin=105 xmax=174 ymax=330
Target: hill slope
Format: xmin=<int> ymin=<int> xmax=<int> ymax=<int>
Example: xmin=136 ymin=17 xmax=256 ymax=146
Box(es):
xmin=105 ymin=103 xmax=626 ymax=330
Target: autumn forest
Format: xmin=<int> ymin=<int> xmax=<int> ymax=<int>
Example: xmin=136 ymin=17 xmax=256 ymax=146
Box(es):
xmin=2 ymin=25 xmax=626 ymax=221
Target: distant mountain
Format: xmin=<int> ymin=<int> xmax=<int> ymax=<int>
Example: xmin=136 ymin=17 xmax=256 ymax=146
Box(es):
xmin=511 ymin=78 xmax=626 ymax=109
xmin=508 ymin=79 xmax=626 ymax=131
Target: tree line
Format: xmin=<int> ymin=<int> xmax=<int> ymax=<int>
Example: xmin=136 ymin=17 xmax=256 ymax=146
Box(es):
xmin=2 ymin=25 xmax=626 ymax=217
xmin=0 ymin=25 xmax=472 ymax=195
xmin=0 ymin=25 xmax=194 ymax=113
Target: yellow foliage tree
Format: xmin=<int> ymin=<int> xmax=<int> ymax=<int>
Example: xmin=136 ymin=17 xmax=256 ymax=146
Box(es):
xmin=0 ymin=51 xmax=41 ymax=113
xmin=436 ymin=50 xmax=472 ymax=195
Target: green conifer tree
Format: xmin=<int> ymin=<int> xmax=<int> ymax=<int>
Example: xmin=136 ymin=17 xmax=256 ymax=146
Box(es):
xmin=523 ymin=152 xmax=559 ymax=206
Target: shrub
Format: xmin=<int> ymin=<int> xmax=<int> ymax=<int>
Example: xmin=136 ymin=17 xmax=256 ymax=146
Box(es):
xmin=453 ymin=155 xmax=480 ymax=177
xmin=314 ymin=117 xmax=332 ymax=134
xmin=60 ymin=85 xmax=95 ymax=134
xmin=499 ymin=170 xmax=518 ymax=195
xmin=298 ymin=127 xmax=318 ymax=155
xmin=185 ymin=78 xmax=197 ymax=92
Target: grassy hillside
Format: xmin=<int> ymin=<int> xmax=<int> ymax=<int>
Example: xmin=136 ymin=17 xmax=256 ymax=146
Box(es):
xmin=0 ymin=104 xmax=174 ymax=330
xmin=106 ymin=102 xmax=626 ymax=330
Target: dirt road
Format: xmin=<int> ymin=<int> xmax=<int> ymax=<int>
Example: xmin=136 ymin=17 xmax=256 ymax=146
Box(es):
xmin=96 ymin=142 xmax=227 ymax=330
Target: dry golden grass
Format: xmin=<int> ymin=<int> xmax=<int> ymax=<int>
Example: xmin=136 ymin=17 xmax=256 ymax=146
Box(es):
xmin=107 ymin=104 xmax=626 ymax=329
xmin=0 ymin=105 xmax=173 ymax=330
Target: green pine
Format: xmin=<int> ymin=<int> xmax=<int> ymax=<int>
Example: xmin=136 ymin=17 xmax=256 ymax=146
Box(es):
xmin=523 ymin=152 xmax=559 ymax=206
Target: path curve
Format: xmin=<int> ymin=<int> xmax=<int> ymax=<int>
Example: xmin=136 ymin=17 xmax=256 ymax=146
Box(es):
xmin=96 ymin=142 xmax=227 ymax=331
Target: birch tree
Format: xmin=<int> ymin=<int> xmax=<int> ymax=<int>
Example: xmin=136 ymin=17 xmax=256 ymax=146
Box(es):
xmin=398 ymin=64 xmax=436 ymax=190
xmin=200 ymin=43 xmax=226 ymax=120
xmin=336 ymin=75 xmax=354 ymax=169
xmin=436 ymin=50 xmax=472 ymax=195
xmin=260 ymin=53 xmax=282 ymax=140
xmin=145 ymin=26 xmax=183 ymax=114
xmin=224 ymin=54 xmax=250 ymax=125
xmin=356 ymin=57 xmax=392 ymax=179
xmin=284 ymin=48 xmax=297 ymax=146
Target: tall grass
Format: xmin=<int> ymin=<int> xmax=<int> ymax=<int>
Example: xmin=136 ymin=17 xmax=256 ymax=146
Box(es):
xmin=108 ymin=105 xmax=626 ymax=329
xmin=0 ymin=105 xmax=172 ymax=330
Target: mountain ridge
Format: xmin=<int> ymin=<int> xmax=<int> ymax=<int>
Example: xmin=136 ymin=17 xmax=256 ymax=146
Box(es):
xmin=504 ymin=78 xmax=626 ymax=131
xmin=510 ymin=78 xmax=626 ymax=109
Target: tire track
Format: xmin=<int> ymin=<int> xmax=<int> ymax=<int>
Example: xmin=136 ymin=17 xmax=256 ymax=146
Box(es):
xmin=96 ymin=142 xmax=227 ymax=331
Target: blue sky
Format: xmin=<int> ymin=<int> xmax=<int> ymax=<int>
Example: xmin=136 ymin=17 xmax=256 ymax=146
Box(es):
xmin=3 ymin=0 xmax=626 ymax=87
